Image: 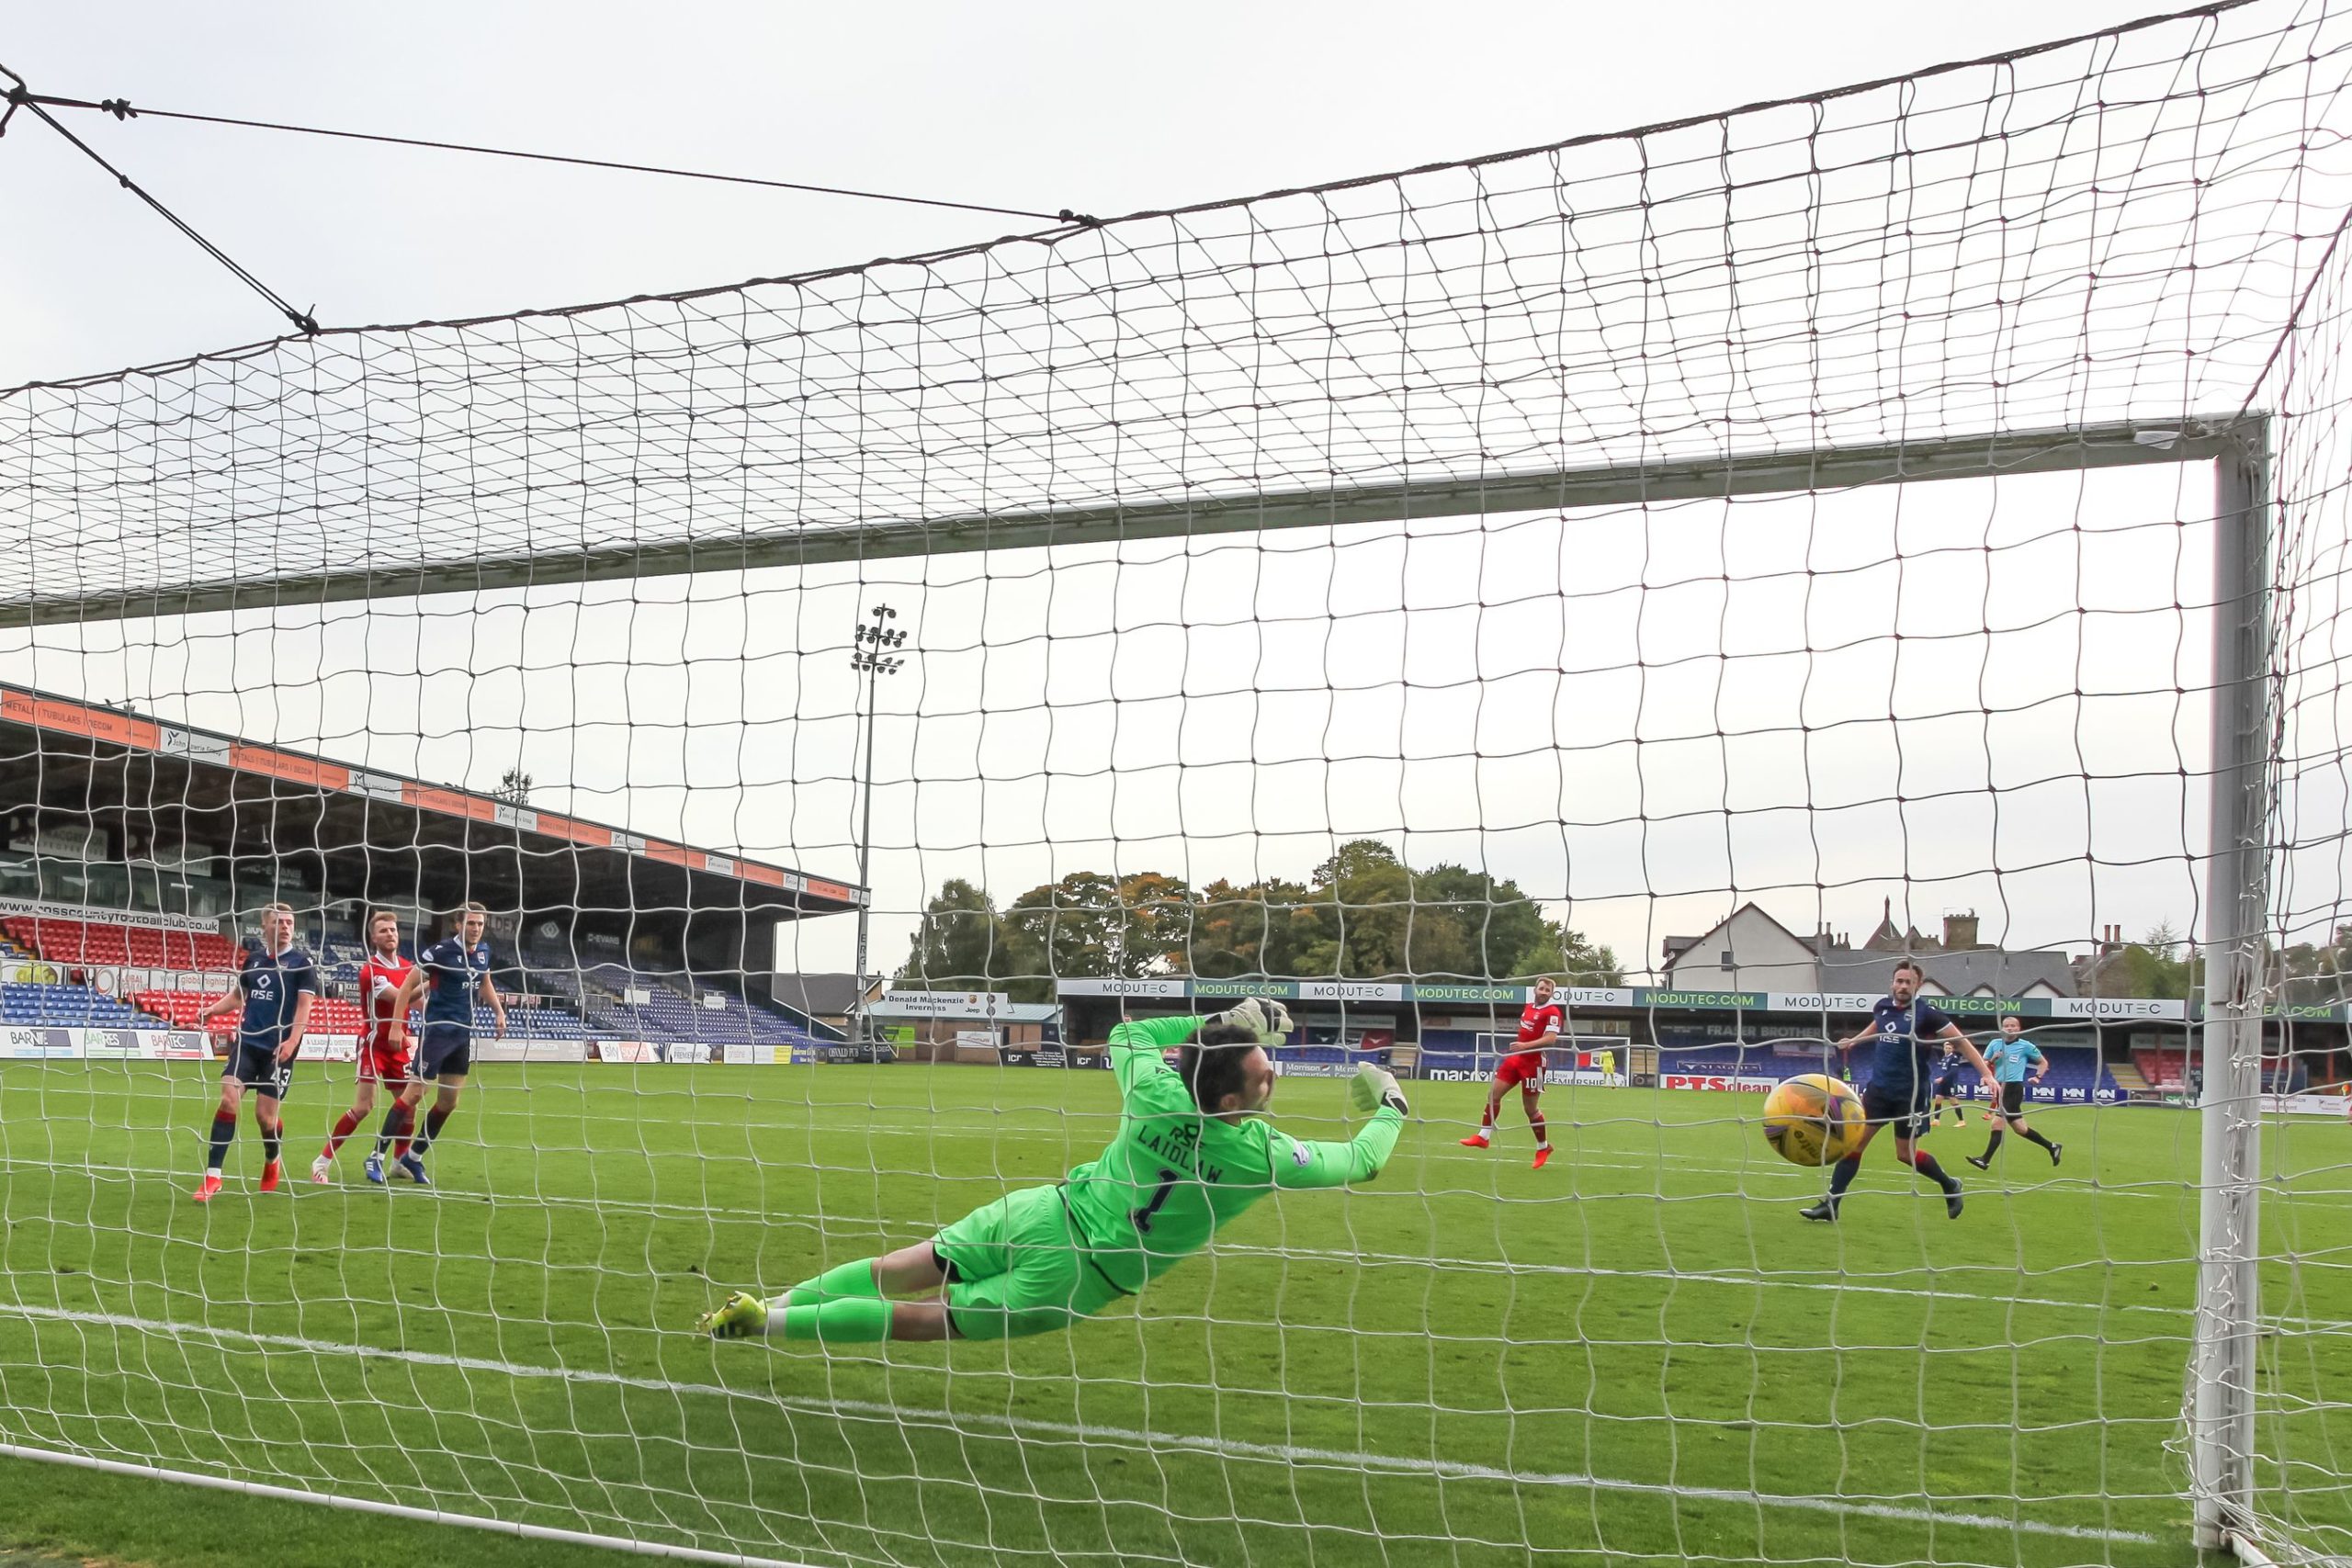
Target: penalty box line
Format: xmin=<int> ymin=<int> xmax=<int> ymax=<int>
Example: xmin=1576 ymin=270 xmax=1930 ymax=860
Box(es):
xmin=0 ymin=1439 xmax=824 ymax=1568
xmin=0 ymin=1301 xmax=2156 ymax=1545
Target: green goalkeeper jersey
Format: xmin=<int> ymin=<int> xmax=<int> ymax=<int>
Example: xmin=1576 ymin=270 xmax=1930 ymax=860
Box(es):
xmin=1060 ymin=1013 xmax=1404 ymax=1293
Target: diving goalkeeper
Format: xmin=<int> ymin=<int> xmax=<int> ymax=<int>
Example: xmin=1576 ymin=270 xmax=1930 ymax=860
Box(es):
xmin=697 ymin=999 xmax=1408 ymax=1343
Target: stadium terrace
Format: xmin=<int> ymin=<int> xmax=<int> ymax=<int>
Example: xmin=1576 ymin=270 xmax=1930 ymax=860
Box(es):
xmin=0 ymin=681 xmax=859 ymax=1057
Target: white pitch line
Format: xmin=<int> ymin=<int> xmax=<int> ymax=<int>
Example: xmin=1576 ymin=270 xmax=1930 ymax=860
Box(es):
xmin=1209 ymin=1244 xmax=2201 ymax=1324
xmin=0 ymin=1153 xmax=2248 ymax=1326
xmin=1 ymin=1106 xmax=2273 ymax=1208
xmin=0 ymin=1301 xmax=2154 ymax=1545
xmin=0 ymin=1441 xmax=823 ymax=1568
xmin=673 ymin=1118 xmax=2224 ymax=1202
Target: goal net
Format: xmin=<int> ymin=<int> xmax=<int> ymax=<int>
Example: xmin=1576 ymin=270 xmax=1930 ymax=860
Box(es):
xmin=0 ymin=2 xmax=2347 ymax=1564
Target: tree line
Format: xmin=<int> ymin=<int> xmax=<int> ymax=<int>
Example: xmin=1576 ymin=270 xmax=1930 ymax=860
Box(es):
xmin=2013 ymin=918 xmax=2352 ymax=1007
xmin=897 ymin=839 xmax=1622 ymax=1003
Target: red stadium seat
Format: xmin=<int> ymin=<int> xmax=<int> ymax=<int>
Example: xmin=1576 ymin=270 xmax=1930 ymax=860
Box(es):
xmin=10 ymin=916 xmax=243 ymax=978
xmin=133 ymin=989 xmax=237 ymax=1036
xmin=133 ymin=987 xmax=371 ymax=1040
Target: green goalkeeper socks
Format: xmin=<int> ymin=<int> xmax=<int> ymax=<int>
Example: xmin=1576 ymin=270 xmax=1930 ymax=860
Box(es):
xmin=778 ymin=1296 xmax=894 ymax=1342
xmin=753 ymin=1258 xmax=893 ymax=1340
xmin=783 ymin=1258 xmax=884 ymax=1308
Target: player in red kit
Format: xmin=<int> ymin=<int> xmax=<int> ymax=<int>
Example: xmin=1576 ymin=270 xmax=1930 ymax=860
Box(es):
xmin=312 ymin=909 xmax=414 ymax=1182
xmin=1460 ymin=976 xmax=1564 ymax=1168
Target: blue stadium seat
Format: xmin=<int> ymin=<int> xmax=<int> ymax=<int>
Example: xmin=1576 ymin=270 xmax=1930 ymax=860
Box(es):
xmin=0 ymin=981 xmax=168 ymax=1029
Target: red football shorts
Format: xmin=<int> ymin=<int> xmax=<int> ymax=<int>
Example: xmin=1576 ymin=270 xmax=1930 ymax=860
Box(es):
xmin=358 ymin=1038 xmax=412 ymax=1086
xmin=1495 ymin=1051 xmax=1547 ymax=1090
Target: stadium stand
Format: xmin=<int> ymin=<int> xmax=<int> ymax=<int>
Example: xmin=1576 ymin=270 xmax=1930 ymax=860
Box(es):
xmin=306 ymin=998 xmax=368 ymax=1035
xmin=2265 ymin=1055 xmax=2310 ymax=1092
xmin=548 ymin=962 xmax=824 ymax=1048
xmin=486 ymin=1002 xmax=592 ymax=1040
xmin=7 ymin=909 xmax=855 ymax=1054
xmin=131 ymin=990 xmax=232 ymax=1036
xmin=130 ymin=990 xmax=374 ymax=1038
xmin=316 ymin=936 xmax=369 ymax=988
xmin=4 ymin=916 xmax=241 ymax=972
xmin=667 ymin=988 xmax=827 ymax=1049
xmin=0 ymin=982 xmax=164 ymax=1029
xmin=2125 ymin=1050 xmax=2301 ymax=1093
xmin=132 ymin=980 xmax=591 ymax=1042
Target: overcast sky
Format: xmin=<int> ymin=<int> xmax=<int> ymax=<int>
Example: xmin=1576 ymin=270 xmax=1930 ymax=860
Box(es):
xmin=1 ymin=1 xmax=2324 ymax=983
xmin=3 ymin=0 xmax=2193 ymax=388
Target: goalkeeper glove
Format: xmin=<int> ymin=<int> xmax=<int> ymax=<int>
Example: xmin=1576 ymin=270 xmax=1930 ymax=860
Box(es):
xmin=1350 ymin=1062 xmax=1410 ymax=1117
xmin=697 ymin=1290 xmax=770 ymax=1339
xmin=1211 ymin=996 xmax=1295 ymax=1044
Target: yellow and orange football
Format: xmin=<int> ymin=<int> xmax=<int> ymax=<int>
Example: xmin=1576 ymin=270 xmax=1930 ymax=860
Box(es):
xmin=1762 ymin=1073 xmax=1865 ymax=1167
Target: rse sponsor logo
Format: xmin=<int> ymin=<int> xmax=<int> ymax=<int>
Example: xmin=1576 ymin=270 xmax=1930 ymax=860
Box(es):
xmin=1662 ymin=1074 xmax=1776 ymax=1093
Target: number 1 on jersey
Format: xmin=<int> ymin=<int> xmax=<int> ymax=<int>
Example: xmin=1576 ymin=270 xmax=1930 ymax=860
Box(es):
xmin=1131 ymin=1168 xmax=1182 ymax=1235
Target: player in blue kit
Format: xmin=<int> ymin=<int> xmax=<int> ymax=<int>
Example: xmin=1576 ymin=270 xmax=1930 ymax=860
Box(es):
xmin=1967 ymin=1014 xmax=2062 ymax=1169
xmin=1804 ymin=959 xmax=1996 ymax=1222
xmin=1928 ymin=1050 xmax=1971 ymax=1128
xmin=191 ymin=902 xmax=318 ymax=1202
xmin=367 ymin=902 xmax=505 ymax=1187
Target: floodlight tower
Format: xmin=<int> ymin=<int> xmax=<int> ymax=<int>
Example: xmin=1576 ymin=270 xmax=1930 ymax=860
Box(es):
xmin=848 ymin=604 xmax=907 ymax=1045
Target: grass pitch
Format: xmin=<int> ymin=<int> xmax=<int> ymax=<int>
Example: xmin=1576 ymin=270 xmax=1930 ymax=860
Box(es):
xmin=0 ymin=1059 xmax=2344 ymax=1568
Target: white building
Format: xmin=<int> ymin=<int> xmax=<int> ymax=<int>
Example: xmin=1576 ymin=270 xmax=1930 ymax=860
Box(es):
xmin=1658 ymin=903 xmax=1823 ymax=991
xmin=1661 ymin=901 xmax=2078 ymax=998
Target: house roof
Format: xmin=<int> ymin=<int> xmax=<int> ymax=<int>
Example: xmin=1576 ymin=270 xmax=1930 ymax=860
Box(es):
xmin=770 ymin=972 xmax=875 ymax=1016
xmin=1661 ymin=902 xmax=1820 ymax=969
xmin=1820 ymin=946 xmax=2077 ymax=999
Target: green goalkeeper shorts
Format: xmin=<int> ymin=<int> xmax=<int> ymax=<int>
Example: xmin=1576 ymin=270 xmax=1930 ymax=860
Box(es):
xmin=933 ymin=1184 xmax=1131 ymax=1340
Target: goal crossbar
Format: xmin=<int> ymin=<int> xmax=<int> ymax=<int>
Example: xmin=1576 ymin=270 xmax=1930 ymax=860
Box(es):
xmin=0 ymin=415 xmax=2255 ymax=627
